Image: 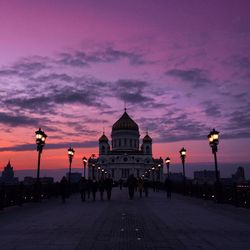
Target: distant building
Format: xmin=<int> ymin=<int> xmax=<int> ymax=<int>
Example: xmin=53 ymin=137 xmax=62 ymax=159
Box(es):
xmin=66 ymin=172 xmax=82 ymax=183
xmin=232 ymin=166 xmax=246 ymax=184
xmin=23 ymin=176 xmax=36 ymax=185
xmin=193 ymin=170 xmax=219 ymax=184
xmin=89 ymin=109 xmax=164 ymax=181
xmin=0 ymin=161 xmax=19 ymax=185
xmin=168 ymin=172 xmax=184 ymax=182
xmin=23 ymin=176 xmax=54 ymax=185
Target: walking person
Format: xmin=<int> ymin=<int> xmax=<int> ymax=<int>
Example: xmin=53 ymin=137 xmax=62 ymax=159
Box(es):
xmin=105 ymin=174 xmax=113 ymax=201
xmin=138 ymin=177 xmax=144 ymax=198
xmin=164 ymin=177 xmax=172 ymax=199
xmin=118 ymin=178 xmax=123 ymax=190
xmin=60 ymin=176 xmax=68 ymax=203
xmin=99 ymin=176 xmax=105 ymax=201
xmin=144 ymin=177 xmax=149 ymax=197
xmin=86 ymin=178 xmax=92 ymax=199
xmin=0 ymin=183 xmax=5 ymax=210
xmin=91 ymin=177 xmax=98 ymax=201
xmin=127 ymin=174 xmax=137 ymax=200
xmin=79 ymin=177 xmax=87 ymax=202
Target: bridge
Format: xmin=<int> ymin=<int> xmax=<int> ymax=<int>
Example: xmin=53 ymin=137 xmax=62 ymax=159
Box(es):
xmin=0 ymin=188 xmax=250 ymax=250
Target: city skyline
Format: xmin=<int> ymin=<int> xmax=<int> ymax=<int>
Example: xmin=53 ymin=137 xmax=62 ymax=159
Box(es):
xmin=0 ymin=0 xmax=250 ymax=172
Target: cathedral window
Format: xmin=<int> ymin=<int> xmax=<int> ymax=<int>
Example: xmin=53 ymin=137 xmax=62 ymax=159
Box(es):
xmin=124 ymin=138 xmax=127 ymax=146
xmin=130 ymin=139 xmax=132 ymax=147
xmin=146 ymin=146 xmax=150 ymax=154
xmin=101 ymin=146 xmax=105 ymax=154
xmin=119 ymin=139 xmax=121 ymax=147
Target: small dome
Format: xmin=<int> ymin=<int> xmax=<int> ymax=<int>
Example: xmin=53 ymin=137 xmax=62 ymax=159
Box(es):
xmin=99 ymin=133 xmax=109 ymax=142
xmin=143 ymin=134 xmax=152 ymax=142
xmin=112 ymin=110 xmax=139 ymax=131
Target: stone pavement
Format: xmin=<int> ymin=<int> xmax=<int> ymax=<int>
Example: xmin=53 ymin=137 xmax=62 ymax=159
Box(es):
xmin=0 ymin=188 xmax=250 ymax=250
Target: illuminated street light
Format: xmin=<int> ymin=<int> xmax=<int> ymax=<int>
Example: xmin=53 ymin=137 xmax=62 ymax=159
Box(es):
xmin=165 ymin=157 xmax=170 ymax=178
xmin=208 ymin=128 xmax=220 ymax=183
xmin=82 ymin=156 xmax=87 ymax=178
xmin=179 ymin=147 xmax=187 ymax=194
xmin=68 ymin=147 xmax=75 ymax=185
xmin=35 ymin=128 xmax=47 ymax=182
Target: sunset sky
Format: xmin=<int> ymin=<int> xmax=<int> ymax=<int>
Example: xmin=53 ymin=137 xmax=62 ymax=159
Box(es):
xmin=0 ymin=0 xmax=250 ymax=176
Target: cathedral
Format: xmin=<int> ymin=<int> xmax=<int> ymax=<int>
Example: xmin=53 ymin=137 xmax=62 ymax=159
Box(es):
xmin=88 ymin=109 xmax=163 ymax=181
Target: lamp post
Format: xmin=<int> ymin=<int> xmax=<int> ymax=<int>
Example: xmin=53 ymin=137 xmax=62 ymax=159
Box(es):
xmin=179 ymin=147 xmax=187 ymax=194
xmin=98 ymin=166 xmax=101 ymax=180
xmin=151 ymin=166 xmax=155 ymax=182
xmin=165 ymin=157 xmax=170 ymax=178
xmin=68 ymin=147 xmax=75 ymax=185
xmin=82 ymin=156 xmax=87 ymax=178
xmin=35 ymin=128 xmax=47 ymax=182
xmin=208 ymin=129 xmax=220 ymax=183
xmin=157 ymin=163 xmax=161 ymax=182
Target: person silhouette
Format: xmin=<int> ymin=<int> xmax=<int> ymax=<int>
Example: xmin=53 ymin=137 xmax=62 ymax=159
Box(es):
xmin=127 ymin=174 xmax=137 ymax=200
xmin=98 ymin=176 xmax=105 ymax=200
xmin=79 ymin=177 xmax=87 ymax=202
xmin=138 ymin=177 xmax=144 ymax=198
xmin=105 ymin=174 xmax=113 ymax=201
xmin=164 ymin=178 xmax=172 ymax=199
xmin=91 ymin=178 xmax=98 ymax=201
xmin=60 ymin=176 xmax=68 ymax=203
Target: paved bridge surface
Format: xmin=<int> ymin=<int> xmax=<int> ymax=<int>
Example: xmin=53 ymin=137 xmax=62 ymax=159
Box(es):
xmin=0 ymin=188 xmax=250 ymax=250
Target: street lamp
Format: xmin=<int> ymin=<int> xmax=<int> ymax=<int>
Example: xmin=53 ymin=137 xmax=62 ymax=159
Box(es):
xmin=82 ymin=156 xmax=87 ymax=178
xmin=208 ymin=129 xmax=220 ymax=183
xmin=165 ymin=157 xmax=170 ymax=178
xmin=97 ymin=166 xmax=101 ymax=180
xmin=35 ymin=128 xmax=47 ymax=182
xmin=68 ymin=147 xmax=75 ymax=184
xmin=179 ymin=147 xmax=187 ymax=194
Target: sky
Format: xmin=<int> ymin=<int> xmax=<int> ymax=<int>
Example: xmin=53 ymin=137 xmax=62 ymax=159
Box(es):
xmin=0 ymin=0 xmax=250 ymax=176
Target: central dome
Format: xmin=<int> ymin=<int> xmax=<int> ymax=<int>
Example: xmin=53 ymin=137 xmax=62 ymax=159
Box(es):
xmin=112 ymin=110 xmax=139 ymax=131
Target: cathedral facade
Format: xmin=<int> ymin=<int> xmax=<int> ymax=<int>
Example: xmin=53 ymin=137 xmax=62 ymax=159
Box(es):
xmin=88 ymin=109 xmax=163 ymax=181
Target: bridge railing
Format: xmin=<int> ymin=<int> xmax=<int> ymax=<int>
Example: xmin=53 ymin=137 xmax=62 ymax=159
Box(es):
xmin=168 ymin=181 xmax=250 ymax=208
xmin=0 ymin=182 xmax=79 ymax=210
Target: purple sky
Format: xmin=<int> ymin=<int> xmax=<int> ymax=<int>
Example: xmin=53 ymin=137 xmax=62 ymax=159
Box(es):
xmin=0 ymin=0 xmax=250 ymax=174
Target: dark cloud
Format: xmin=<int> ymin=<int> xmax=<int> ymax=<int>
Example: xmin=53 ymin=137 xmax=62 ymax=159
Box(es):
xmin=0 ymin=112 xmax=39 ymax=127
xmin=114 ymin=79 xmax=154 ymax=104
xmin=0 ymin=57 xmax=48 ymax=78
xmin=138 ymin=112 xmax=210 ymax=143
xmin=166 ymin=68 xmax=211 ymax=87
xmin=31 ymin=73 xmax=73 ymax=83
xmin=57 ymin=47 xmax=147 ymax=67
xmin=202 ymin=101 xmax=221 ymax=117
xmin=0 ymin=141 xmax=98 ymax=152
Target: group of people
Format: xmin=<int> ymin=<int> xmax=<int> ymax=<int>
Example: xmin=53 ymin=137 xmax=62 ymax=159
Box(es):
xmin=60 ymin=175 xmax=113 ymax=203
xmin=60 ymin=174 xmax=172 ymax=203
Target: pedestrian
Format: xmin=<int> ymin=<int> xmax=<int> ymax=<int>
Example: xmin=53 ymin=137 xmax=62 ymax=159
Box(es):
xmin=18 ymin=181 xmax=24 ymax=206
xmin=118 ymin=178 xmax=123 ymax=190
xmin=92 ymin=178 xmax=98 ymax=201
xmin=79 ymin=177 xmax=87 ymax=202
xmin=144 ymin=177 xmax=149 ymax=197
xmin=0 ymin=183 xmax=5 ymax=210
xmin=99 ymin=176 xmax=105 ymax=200
xmin=60 ymin=176 xmax=68 ymax=203
xmin=105 ymin=174 xmax=113 ymax=201
xmin=138 ymin=177 xmax=144 ymax=198
xmin=164 ymin=178 xmax=172 ymax=199
xmin=86 ymin=178 xmax=92 ymax=199
xmin=127 ymin=174 xmax=137 ymax=199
